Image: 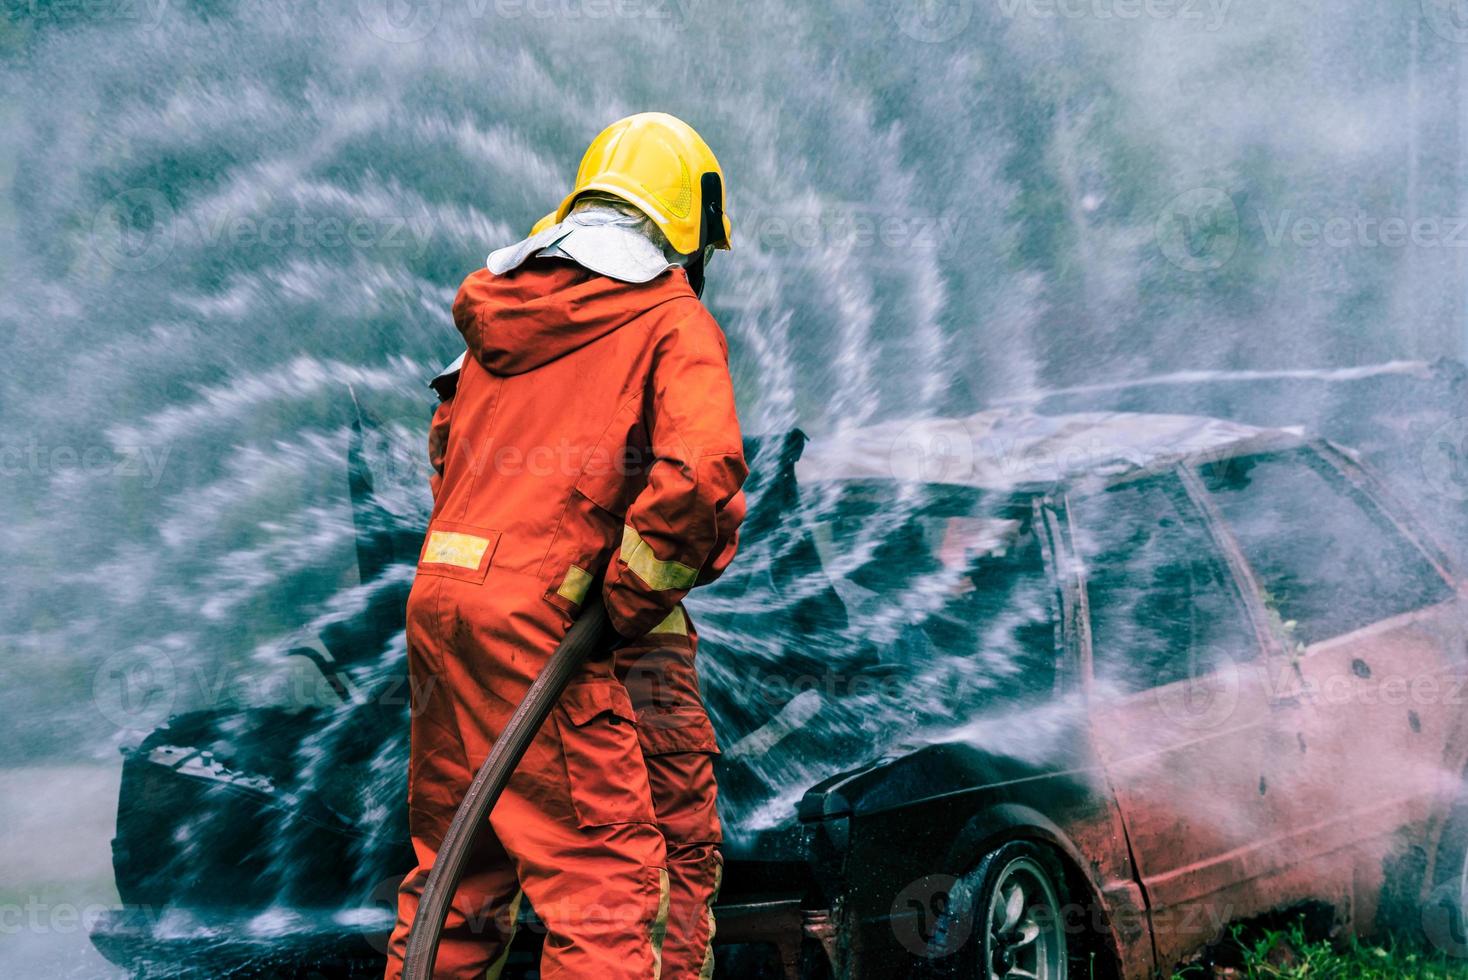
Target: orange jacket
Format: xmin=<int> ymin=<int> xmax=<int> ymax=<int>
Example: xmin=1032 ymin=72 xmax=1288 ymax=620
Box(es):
xmin=424 ymin=260 xmax=747 ymax=637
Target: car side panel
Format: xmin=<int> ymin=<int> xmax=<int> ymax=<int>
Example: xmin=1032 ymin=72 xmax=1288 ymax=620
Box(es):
xmin=1067 ymin=469 xmax=1309 ymax=971
xmin=1282 ymin=601 xmax=1468 ymax=931
xmin=1088 ymin=663 xmax=1286 ymax=968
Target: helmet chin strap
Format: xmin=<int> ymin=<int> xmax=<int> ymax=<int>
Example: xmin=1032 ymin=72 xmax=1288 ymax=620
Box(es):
xmin=687 ymin=172 xmax=727 ymax=300
xmin=685 ymin=246 xmax=709 ymax=298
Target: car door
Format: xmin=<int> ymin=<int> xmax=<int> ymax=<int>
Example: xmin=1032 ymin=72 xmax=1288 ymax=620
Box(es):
xmin=1192 ymin=445 xmax=1467 ymax=928
xmin=1065 ymin=469 xmax=1281 ymax=967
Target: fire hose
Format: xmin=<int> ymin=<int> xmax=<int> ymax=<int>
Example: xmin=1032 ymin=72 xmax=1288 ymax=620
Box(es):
xmin=402 ymin=595 xmax=615 ymax=980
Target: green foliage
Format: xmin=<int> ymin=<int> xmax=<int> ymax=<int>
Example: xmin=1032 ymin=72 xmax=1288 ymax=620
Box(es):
xmin=1173 ymin=919 xmax=1468 ymax=979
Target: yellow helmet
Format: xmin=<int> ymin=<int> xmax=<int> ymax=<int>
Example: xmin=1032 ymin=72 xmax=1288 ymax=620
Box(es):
xmin=551 ymin=112 xmax=732 ymax=257
xmin=529 ymin=210 xmax=558 ymax=236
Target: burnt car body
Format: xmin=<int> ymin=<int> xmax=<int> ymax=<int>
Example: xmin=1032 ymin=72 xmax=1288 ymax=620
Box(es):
xmin=780 ymin=410 xmax=1468 ymax=978
xmin=94 ymin=408 xmax=1468 ymax=979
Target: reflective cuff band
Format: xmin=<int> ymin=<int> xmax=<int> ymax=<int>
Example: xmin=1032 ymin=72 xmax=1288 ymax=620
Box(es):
xmin=647 ymin=606 xmax=688 ymax=637
xmin=699 ymin=861 xmax=722 ymax=980
xmin=484 ymin=889 xmax=523 ymax=980
xmin=651 ymin=867 xmax=670 ymax=980
xmin=621 ymin=525 xmax=698 ymax=592
xmin=556 ymin=565 xmax=594 ymax=604
xmin=423 ymin=530 xmax=493 ymax=569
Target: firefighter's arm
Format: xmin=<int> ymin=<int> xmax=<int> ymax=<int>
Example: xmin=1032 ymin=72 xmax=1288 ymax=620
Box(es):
xmin=427 ymin=400 xmax=451 ymax=499
xmin=426 ymin=352 xmax=465 ymax=500
xmin=603 ymin=308 xmax=748 ymax=638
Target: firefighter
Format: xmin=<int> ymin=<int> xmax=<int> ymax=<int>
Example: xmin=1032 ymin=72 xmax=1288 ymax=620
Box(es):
xmin=384 ymin=112 xmax=745 ymax=980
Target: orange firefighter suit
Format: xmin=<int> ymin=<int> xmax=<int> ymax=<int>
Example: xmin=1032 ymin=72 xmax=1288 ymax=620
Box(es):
xmin=384 ymin=258 xmax=746 ymax=979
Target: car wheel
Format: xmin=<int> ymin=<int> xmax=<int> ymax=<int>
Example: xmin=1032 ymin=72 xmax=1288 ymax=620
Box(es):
xmin=926 ymin=840 xmax=1069 ymax=980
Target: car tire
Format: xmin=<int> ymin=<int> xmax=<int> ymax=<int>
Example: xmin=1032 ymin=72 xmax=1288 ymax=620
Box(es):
xmin=923 ymin=840 xmax=1070 ymax=980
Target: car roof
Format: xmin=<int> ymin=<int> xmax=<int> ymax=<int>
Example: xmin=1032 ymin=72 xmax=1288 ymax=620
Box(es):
xmin=794 ymin=408 xmax=1307 ymax=492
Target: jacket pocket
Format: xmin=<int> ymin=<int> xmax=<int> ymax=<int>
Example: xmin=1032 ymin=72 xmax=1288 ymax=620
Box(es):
xmin=554 ymin=680 xmax=658 ymax=828
xmin=574 ymin=398 xmax=644 ymax=518
xmin=416 ymin=521 xmax=500 ymax=584
xmin=538 ymin=401 xmax=644 ymax=611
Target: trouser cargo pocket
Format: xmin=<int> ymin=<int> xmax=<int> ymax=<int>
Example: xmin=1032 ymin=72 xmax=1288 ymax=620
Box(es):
xmin=555 ymin=680 xmax=658 ymax=829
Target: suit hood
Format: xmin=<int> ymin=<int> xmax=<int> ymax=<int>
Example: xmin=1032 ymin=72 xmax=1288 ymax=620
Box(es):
xmin=452 ymin=260 xmax=694 ymax=376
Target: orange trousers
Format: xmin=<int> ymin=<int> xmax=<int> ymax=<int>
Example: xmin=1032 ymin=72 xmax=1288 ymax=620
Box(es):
xmin=384 ymin=567 xmax=721 ymax=979
xmin=617 ymin=616 xmax=724 ymax=979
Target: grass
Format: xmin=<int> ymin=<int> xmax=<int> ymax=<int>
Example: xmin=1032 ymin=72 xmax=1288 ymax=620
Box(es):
xmin=1172 ymin=920 xmax=1468 ymax=978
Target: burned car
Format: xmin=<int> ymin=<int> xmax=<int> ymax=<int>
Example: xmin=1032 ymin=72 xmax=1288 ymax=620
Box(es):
xmin=94 ymin=409 xmax=1468 ymax=979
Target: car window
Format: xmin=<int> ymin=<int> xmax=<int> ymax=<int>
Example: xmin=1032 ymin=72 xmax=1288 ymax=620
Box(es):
xmin=802 ymin=480 xmax=1060 ymax=707
xmin=1197 ymin=450 xmax=1452 ymax=647
xmin=1070 ymin=473 xmax=1258 ymax=695
xmin=911 ymin=514 xmax=1059 ymax=706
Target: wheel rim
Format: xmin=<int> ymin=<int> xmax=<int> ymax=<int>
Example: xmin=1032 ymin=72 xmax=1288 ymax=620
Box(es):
xmin=983 ymin=856 xmax=1067 ymax=980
